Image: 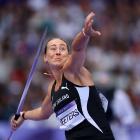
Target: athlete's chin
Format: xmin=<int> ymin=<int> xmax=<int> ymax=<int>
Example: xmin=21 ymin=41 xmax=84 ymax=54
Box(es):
xmin=51 ymin=63 xmax=64 ymax=69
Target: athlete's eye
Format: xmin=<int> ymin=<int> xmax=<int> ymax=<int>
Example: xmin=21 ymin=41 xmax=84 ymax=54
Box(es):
xmin=60 ymin=47 xmax=66 ymax=51
xmin=50 ymin=47 xmax=56 ymax=51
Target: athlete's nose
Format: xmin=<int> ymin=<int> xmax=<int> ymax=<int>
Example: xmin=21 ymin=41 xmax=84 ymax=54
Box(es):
xmin=56 ymin=48 xmax=61 ymax=55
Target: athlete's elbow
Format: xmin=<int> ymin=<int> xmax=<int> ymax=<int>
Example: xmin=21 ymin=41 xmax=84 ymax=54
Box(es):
xmin=44 ymin=114 xmax=51 ymax=120
xmin=40 ymin=108 xmax=53 ymax=120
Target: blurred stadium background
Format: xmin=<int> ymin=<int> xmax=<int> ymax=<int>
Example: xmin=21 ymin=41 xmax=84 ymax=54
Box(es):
xmin=0 ymin=0 xmax=140 ymax=140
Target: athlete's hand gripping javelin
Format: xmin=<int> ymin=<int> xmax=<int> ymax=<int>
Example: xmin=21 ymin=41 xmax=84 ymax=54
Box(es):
xmin=10 ymin=112 xmax=24 ymax=131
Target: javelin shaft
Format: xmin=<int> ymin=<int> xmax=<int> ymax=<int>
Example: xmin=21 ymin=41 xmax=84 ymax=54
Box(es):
xmin=16 ymin=28 xmax=47 ymax=114
xmin=7 ymin=28 xmax=47 ymax=140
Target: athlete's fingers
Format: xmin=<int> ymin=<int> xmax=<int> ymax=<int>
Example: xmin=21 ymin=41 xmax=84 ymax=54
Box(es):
xmin=86 ymin=12 xmax=95 ymax=23
xmin=84 ymin=12 xmax=95 ymax=28
xmin=91 ymin=30 xmax=101 ymax=36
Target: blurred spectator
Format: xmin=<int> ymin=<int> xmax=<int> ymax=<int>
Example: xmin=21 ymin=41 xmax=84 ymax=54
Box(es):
xmin=111 ymin=89 xmax=137 ymax=140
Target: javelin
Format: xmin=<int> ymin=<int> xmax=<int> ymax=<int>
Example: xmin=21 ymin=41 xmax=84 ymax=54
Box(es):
xmin=7 ymin=28 xmax=48 ymax=140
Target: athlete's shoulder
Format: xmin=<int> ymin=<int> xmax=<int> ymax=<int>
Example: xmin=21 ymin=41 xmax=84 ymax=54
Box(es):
xmin=63 ymin=66 xmax=94 ymax=86
xmin=64 ymin=65 xmax=90 ymax=74
xmin=80 ymin=66 xmax=91 ymax=74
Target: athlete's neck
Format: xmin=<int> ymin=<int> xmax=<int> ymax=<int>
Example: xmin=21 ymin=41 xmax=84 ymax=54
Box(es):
xmin=51 ymin=69 xmax=63 ymax=83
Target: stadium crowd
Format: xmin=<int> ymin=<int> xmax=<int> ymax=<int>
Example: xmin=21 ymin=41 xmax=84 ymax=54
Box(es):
xmin=0 ymin=0 xmax=140 ymax=139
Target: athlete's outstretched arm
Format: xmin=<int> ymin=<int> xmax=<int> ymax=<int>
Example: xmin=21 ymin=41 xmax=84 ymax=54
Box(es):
xmin=10 ymin=81 xmax=54 ymax=130
xmin=66 ymin=12 xmax=101 ymax=73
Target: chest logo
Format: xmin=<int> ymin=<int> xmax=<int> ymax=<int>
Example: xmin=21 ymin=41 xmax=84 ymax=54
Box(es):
xmin=61 ymin=83 xmax=69 ymax=90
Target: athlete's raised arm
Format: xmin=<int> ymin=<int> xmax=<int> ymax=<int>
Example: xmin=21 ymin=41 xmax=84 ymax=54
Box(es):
xmin=66 ymin=12 xmax=101 ymax=73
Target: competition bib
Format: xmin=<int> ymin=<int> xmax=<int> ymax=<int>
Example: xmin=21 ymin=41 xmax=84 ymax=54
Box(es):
xmin=56 ymin=100 xmax=85 ymax=130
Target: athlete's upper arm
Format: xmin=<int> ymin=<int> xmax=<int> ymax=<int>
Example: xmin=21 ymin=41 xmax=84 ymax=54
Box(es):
xmin=64 ymin=31 xmax=88 ymax=73
xmin=65 ymin=49 xmax=86 ymax=73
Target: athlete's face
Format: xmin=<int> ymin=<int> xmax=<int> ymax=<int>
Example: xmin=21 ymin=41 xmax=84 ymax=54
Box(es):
xmin=44 ymin=38 xmax=69 ymax=68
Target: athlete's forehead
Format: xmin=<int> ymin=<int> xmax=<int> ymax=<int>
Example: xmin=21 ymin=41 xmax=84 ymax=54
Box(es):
xmin=47 ymin=38 xmax=67 ymax=47
xmin=44 ymin=38 xmax=70 ymax=54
